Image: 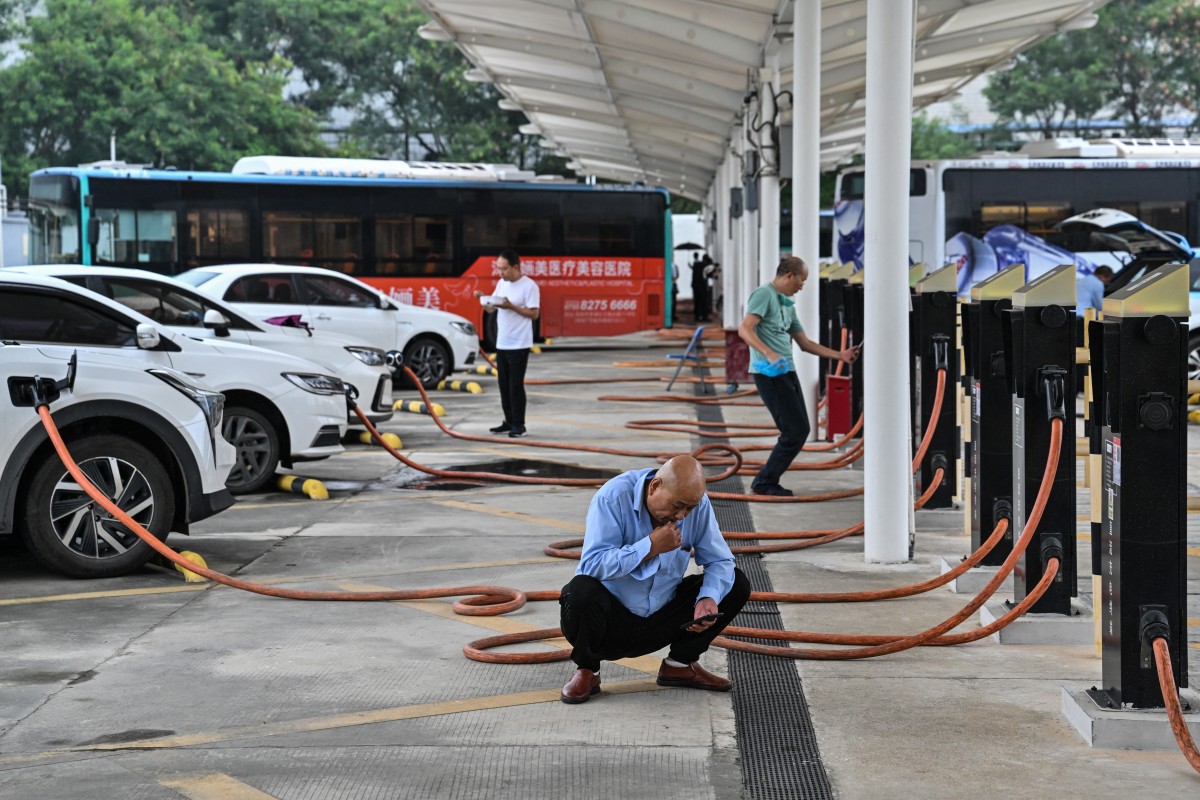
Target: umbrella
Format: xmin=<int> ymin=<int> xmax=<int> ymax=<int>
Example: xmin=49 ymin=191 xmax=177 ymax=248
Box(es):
xmin=674 ymin=242 xmax=705 ymax=250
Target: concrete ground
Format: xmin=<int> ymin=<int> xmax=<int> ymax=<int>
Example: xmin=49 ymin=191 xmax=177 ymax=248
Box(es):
xmin=0 ymin=332 xmax=1197 ymax=799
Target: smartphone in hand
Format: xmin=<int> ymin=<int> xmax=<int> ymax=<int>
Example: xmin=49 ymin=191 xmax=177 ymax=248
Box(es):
xmin=680 ymin=612 xmax=724 ymax=631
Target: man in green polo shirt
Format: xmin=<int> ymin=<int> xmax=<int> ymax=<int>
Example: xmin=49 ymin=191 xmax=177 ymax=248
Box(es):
xmin=737 ymin=256 xmax=859 ymax=496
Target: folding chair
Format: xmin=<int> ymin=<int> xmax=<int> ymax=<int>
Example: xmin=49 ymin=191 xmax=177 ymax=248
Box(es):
xmin=666 ymin=326 xmax=712 ymax=393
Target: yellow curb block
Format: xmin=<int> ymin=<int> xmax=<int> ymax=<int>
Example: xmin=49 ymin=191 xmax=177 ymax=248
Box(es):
xmin=393 ymin=399 xmax=446 ymax=416
xmin=437 ymin=379 xmax=484 ymax=394
xmin=467 ymin=365 xmax=498 ymax=376
xmin=357 ymin=431 xmax=402 ymax=448
xmin=1189 ymin=409 xmax=1200 ymax=426
xmin=276 ymin=475 xmax=329 ymax=500
xmin=174 ymin=551 xmax=208 ymax=583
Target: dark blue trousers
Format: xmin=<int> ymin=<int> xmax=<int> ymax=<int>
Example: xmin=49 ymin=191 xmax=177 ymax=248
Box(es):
xmin=752 ymin=370 xmax=810 ymax=490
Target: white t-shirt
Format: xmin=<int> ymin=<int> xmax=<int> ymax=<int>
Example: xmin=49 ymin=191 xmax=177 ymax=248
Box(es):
xmin=493 ymin=274 xmax=540 ymax=350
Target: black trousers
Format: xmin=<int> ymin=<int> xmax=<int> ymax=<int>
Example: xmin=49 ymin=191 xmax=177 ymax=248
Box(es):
xmin=752 ymin=371 xmax=810 ymax=490
xmin=495 ymin=348 xmax=530 ymax=427
xmin=559 ymin=569 xmax=751 ymax=672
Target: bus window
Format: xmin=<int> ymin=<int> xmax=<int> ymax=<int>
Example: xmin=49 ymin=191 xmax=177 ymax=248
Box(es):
xmin=187 ymin=208 xmax=249 ymax=262
xmin=28 ymin=175 xmax=81 ymax=264
xmin=1138 ymin=201 xmax=1186 ymax=236
xmin=1026 ymin=202 xmax=1073 ymax=235
xmin=94 ymin=208 xmax=177 ymax=267
xmin=978 ymin=203 xmax=1024 ymax=235
xmin=263 ymin=211 xmax=362 ymax=273
xmin=375 ymin=215 xmax=455 ymax=276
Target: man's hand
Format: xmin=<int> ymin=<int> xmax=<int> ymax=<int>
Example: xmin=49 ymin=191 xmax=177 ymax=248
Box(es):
xmin=473 ymin=290 xmax=484 ymax=299
xmin=838 ymin=346 xmax=859 ymax=363
xmin=646 ymin=521 xmax=682 ymax=558
xmin=684 ymin=597 xmax=720 ymax=632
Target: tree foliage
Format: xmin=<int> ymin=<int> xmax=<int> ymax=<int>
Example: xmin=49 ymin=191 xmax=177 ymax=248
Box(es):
xmin=984 ymin=0 xmax=1193 ymax=138
xmin=910 ymin=113 xmax=975 ymax=160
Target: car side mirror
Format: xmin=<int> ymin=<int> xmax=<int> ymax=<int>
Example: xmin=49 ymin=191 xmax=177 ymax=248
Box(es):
xmin=203 ymin=308 xmax=231 ymax=337
xmin=135 ymin=323 xmax=161 ymax=350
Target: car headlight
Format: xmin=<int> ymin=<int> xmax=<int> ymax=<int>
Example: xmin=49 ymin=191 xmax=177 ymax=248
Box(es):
xmin=346 ymin=346 xmax=386 ymax=367
xmin=148 ymin=368 xmax=225 ymax=442
xmin=450 ymin=320 xmax=477 ymax=337
xmin=282 ymin=372 xmax=347 ymax=395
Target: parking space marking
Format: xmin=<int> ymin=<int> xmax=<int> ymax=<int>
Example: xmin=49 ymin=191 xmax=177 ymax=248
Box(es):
xmin=227 ymin=483 xmax=552 ymax=510
xmin=159 ymin=773 xmax=278 ymax=799
xmin=429 ymin=500 xmax=585 ymax=532
xmin=0 ymin=558 xmax=559 ymax=608
xmin=340 ymin=581 xmax=662 ymax=676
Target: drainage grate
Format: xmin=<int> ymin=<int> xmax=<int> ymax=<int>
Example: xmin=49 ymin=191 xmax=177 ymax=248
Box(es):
xmin=695 ymin=374 xmax=834 ymax=800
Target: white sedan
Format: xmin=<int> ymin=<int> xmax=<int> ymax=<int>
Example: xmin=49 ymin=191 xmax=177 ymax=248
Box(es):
xmin=177 ymin=264 xmax=479 ymax=387
xmin=0 ymin=271 xmax=350 ymax=494
xmin=11 ymin=265 xmax=395 ymax=424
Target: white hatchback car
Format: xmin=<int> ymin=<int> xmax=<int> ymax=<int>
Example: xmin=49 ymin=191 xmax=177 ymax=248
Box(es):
xmin=177 ymin=264 xmax=479 ymax=387
xmin=0 ymin=272 xmax=350 ymax=494
xmin=11 ymin=265 xmax=396 ymax=424
xmin=0 ymin=341 xmax=235 ymax=578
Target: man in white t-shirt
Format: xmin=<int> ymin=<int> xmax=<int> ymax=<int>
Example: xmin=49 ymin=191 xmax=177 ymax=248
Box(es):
xmin=474 ymin=250 xmax=540 ymax=437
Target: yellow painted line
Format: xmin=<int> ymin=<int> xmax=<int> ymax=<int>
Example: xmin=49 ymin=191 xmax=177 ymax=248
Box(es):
xmin=1189 ymin=617 xmax=1198 ymax=627
xmin=344 ymin=581 xmax=662 ymax=676
xmin=159 ymin=774 xmax=278 ymax=800
xmin=0 ymin=680 xmax=665 ymax=765
xmin=1189 ymin=547 xmax=1200 ymax=558
xmin=0 ymin=557 xmax=560 ymax=608
xmin=227 ymin=483 xmax=551 ymax=510
xmin=429 ymin=499 xmax=585 ymax=533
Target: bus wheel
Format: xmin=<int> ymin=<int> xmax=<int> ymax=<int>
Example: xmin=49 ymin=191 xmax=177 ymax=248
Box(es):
xmin=222 ymin=406 xmax=281 ymax=494
xmin=404 ymin=337 xmax=452 ymax=388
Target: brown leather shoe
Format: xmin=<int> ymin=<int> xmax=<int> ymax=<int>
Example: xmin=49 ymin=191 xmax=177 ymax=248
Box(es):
xmin=656 ymin=660 xmax=732 ymax=692
xmin=561 ymin=668 xmax=601 ymax=704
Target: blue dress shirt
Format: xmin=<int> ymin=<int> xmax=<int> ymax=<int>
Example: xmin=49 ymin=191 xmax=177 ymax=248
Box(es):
xmin=576 ymin=467 xmax=736 ymax=617
xmin=1077 ymin=272 xmax=1105 ymax=316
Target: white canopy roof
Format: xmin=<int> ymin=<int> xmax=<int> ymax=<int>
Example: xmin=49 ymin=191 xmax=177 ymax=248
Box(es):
xmin=414 ymin=0 xmax=1108 ymax=200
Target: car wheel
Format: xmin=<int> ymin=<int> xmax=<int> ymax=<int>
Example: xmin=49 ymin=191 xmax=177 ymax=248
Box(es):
xmin=403 ymin=336 xmax=452 ymax=388
xmin=22 ymin=434 xmax=173 ymax=578
xmin=1189 ymin=332 xmax=1200 ymax=383
xmin=222 ymin=406 xmax=281 ymax=494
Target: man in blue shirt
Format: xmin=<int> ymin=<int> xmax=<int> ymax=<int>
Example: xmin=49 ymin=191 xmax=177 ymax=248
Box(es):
xmin=558 ymin=455 xmax=750 ymax=704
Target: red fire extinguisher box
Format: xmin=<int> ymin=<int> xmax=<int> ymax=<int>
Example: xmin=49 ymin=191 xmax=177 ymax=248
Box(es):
xmin=825 ymin=374 xmax=852 ymax=441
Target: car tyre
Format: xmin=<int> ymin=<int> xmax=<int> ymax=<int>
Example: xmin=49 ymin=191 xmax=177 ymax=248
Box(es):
xmin=403 ymin=336 xmax=452 ymax=388
xmin=22 ymin=434 xmax=173 ymax=578
xmin=1189 ymin=331 xmax=1200 ymax=383
xmin=222 ymin=406 xmax=281 ymax=494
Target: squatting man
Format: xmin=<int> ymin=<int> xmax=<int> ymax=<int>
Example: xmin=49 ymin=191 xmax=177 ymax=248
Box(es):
xmin=557 ymin=455 xmax=750 ymax=704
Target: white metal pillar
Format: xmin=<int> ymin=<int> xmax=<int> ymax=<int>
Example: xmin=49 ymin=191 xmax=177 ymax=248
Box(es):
xmin=863 ymin=0 xmax=915 ymax=563
xmin=758 ymin=64 xmax=780 ymax=288
xmin=793 ymin=1 xmax=821 ymax=440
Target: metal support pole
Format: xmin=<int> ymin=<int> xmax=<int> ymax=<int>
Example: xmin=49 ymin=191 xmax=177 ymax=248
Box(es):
xmin=794 ymin=0 xmax=821 ymax=440
xmin=863 ymin=0 xmax=915 ymax=562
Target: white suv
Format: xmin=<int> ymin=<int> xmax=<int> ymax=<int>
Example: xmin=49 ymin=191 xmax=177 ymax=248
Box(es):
xmin=0 ymin=341 xmax=235 ymax=578
xmin=0 ymin=272 xmax=350 ymax=494
xmin=177 ymin=264 xmax=479 ymax=387
xmin=10 ymin=265 xmax=396 ymax=424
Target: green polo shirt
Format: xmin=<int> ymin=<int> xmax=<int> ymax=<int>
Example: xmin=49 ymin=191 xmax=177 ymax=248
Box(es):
xmin=746 ymin=283 xmax=802 ymax=374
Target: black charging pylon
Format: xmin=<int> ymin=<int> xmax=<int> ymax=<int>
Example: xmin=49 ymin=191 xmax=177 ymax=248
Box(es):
xmin=1093 ymin=263 xmax=1189 ymax=709
xmin=963 ymin=264 xmax=1025 ymax=563
xmin=1005 ymin=264 xmax=1076 ymax=615
xmin=819 ymin=262 xmax=855 ymax=390
xmin=912 ymin=264 xmax=958 ymax=508
xmin=846 ymin=270 xmax=865 ymax=428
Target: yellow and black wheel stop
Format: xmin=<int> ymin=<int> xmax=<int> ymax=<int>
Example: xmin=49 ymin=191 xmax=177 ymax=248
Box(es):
xmin=467 ymin=365 xmax=498 ymax=377
xmin=394 ymin=399 xmax=446 ymax=416
xmin=277 ymin=474 xmax=329 ymax=500
xmin=353 ymin=430 xmax=402 ymax=448
xmin=437 ymin=379 xmax=484 ymax=394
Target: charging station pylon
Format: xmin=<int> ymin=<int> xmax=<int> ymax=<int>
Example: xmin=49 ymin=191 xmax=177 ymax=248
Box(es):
xmin=846 ymin=270 xmax=865 ymax=430
xmin=1094 ymin=263 xmax=1189 ymax=709
xmin=963 ymin=264 xmax=1026 ymax=565
xmin=1006 ymin=264 xmax=1076 ymax=615
xmin=819 ymin=262 xmax=855 ymax=393
xmin=913 ymin=264 xmax=958 ymax=508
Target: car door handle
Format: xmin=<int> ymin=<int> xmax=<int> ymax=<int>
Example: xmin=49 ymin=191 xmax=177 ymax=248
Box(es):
xmin=316 ymin=313 xmax=332 ymax=320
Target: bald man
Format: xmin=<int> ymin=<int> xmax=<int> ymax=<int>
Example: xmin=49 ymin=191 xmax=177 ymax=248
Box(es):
xmin=558 ymin=456 xmax=750 ymax=704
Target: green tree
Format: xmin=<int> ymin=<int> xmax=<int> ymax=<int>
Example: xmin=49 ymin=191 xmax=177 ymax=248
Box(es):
xmin=983 ymin=32 xmax=1113 ymax=139
xmin=0 ymin=0 xmax=326 ymax=197
xmin=173 ymin=0 xmax=565 ymax=170
xmin=910 ymin=113 xmax=975 ymax=159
